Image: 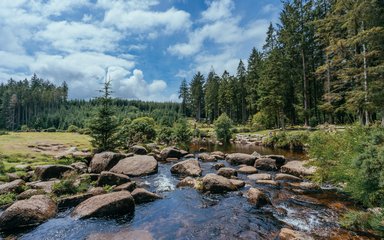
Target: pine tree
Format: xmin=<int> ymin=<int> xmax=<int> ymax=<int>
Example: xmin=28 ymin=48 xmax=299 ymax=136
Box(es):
xmin=190 ymin=72 xmax=205 ymax=121
xmin=178 ymin=79 xmax=190 ymax=116
xmin=88 ymin=71 xmax=118 ymax=152
xmin=237 ymin=60 xmax=247 ymax=123
xmin=246 ymin=48 xmax=263 ymax=116
xmin=204 ymin=68 xmax=219 ymax=123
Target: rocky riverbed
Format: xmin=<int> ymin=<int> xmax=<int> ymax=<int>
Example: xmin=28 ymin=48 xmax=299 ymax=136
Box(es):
xmin=0 ymin=146 xmax=378 ymax=239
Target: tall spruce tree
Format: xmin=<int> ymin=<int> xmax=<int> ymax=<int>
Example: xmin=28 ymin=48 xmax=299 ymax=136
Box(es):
xmin=190 ymin=72 xmax=205 ymax=121
xmin=178 ymin=79 xmax=190 ymax=116
xmin=204 ymin=68 xmax=219 ymax=123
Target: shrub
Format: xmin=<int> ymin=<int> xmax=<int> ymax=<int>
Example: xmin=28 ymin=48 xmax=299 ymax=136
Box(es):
xmin=251 ymin=111 xmax=273 ymax=130
xmin=157 ymin=126 xmax=173 ymax=145
xmin=173 ymin=118 xmax=192 ymax=149
xmin=20 ymin=125 xmax=29 ymax=132
xmin=52 ymin=172 xmax=91 ymax=196
xmin=45 ymin=127 xmax=57 ymax=132
xmin=214 ymin=113 xmax=233 ymax=143
xmin=0 ymin=193 xmax=16 ymax=206
xmin=262 ymin=131 xmax=309 ymax=150
xmin=340 ymin=210 xmax=384 ymax=236
xmin=67 ymin=125 xmax=79 ymax=133
xmin=117 ymin=117 xmax=156 ymax=148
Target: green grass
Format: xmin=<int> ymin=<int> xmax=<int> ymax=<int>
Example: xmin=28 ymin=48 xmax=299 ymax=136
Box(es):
xmin=0 ymin=193 xmax=16 ymax=206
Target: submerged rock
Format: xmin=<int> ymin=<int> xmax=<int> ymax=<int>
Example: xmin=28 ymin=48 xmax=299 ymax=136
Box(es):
xmin=170 ymin=159 xmax=202 ymax=177
xmin=97 ymin=171 xmax=130 ymax=187
xmin=87 ymin=230 xmax=154 ymax=240
xmin=202 ymin=173 xmax=237 ymax=193
xmin=278 ymin=228 xmax=314 ymax=240
xmin=110 ymin=155 xmax=158 ymax=177
xmin=71 ymin=191 xmax=135 ymax=219
xmin=226 ymin=153 xmax=256 ymax=166
xmin=217 ymin=167 xmax=237 ymax=178
xmin=131 ymin=188 xmax=161 ymax=204
xmin=89 ymin=152 xmax=125 ymax=173
xmin=281 ymin=161 xmax=316 ymax=177
xmin=0 ymin=195 xmax=57 ymax=230
xmin=246 ymin=188 xmax=270 ymax=207
xmin=0 ymin=179 xmax=25 ymax=194
xmin=34 ymin=165 xmax=74 ymax=180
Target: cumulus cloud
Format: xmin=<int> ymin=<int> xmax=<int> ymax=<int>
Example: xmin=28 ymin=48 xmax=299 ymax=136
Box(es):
xmin=201 ymin=0 xmax=234 ymax=22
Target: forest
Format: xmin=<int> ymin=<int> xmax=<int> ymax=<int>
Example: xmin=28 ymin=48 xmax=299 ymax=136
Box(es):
xmin=180 ymin=0 xmax=384 ymax=128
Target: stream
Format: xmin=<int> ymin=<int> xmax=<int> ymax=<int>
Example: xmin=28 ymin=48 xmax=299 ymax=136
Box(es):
xmin=1 ymin=144 xmax=377 ymax=240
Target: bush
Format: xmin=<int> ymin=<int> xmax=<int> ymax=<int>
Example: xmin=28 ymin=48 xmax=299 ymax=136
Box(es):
xmin=262 ymin=131 xmax=309 ymax=150
xmin=0 ymin=193 xmax=16 ymax=206
xmin=251 ymin=111 xmax=273 ymax=130
xmin=117 ymin=117 xmax=156 ymax=148
xmin=157 ymin=126 xmax=173 ymax=145
xmin=20 ymin=125 xmax=29 ymax=132
xmin=173 ymin=118 xmax=192 ymax=149
xmin=214 ymin=113 xmax=233 ymax=143
xmin=340 ymin=210 xmax=384 ymax=236
xmin=67 ymin=125 xmax=79 ymax=133
xmin=45 ymin=127 xmax=57 ymax=132
xmin=52 ymin=172 xmax=91 ymax=196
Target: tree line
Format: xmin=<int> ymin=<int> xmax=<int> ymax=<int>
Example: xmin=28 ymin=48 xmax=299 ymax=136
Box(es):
xmin=0 ymin=74 xmax=182 ymax=131
xmin=180 ymin=0 xmax=384 ymax=128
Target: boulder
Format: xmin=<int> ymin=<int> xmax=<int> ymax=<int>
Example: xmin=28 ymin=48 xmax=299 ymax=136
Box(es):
xmin=198 ymin=153 xmax=216 ymax=162
xmin=6 ymin=173 xmax=20 ymax=181
xmin=16 ymin=189 xmax=46 ymax=200
xmin=97 ymin=171 xmax=130 ymax=187
xmin=0 ymin=195 xmax=57 ymax=230
xmin=281 ymin=161 xmax=316 ymax=177
xmin=288 ymin=182 xmax=320 ymax=192
xmin=226 ymin=153 xmax=256 ymax=166
xmin=229 ymin=179 xmax=245 ymax=189
xmin=211 ymin=151 xmax=226 ymax=159
xmin=131 ymin=145 xmax=148 ymax=155
xmin=251 ymin=151 xmax=262 ymax=158
xmin=34 ymin=165 xmax=74 ymax=180
xmin=70 ymin=162 xmax=88 ymax=173
xmin=248 ymin=173 xmax=272 ymax=181
xmin=89 ymin=152 xmax=125 ymax=173
xmin=237 ymin=166 xmax=257 ymax=174
xmin=180 ymin=150 xmax=189 ymax=156
xmin=58 ymin=193 xmax=94 ymax=209
xmin=71 ymin=191 xmax=135 ymax=219
xmin=246 ymin=188 xmax=270 ymax=207
xmin=170 ymin=159 xmax=202 ymax=177
xmin=131 ymin=188 xmax=161 ymax=204
xmin=275 ymin=173 xmax=301 ymax=182
xmin=80 ymin=173 xmax=100 ymax=182
xmin=113 ymin=182 xmax=136 ymax=192
xmin=213 ymin=163 xmax=225 ymax=170
xmin=110 ymin=155 xmax=158 ymax=177
xmin=87 ymin=187 xmax=107 ymax=196
xmin=176 ymin=177 xmax=196 ymax=188
xmin=86 ymin=230 xmax=154 ymax=240
xmin=27 ymin=180 xmax=59 ymax=193
xmin=183 ymin=154 xmax=195 ymax=159
xmin=254 ymin=158 xmax=277 ymax=171
xmin=160 ymin=147 xmax=183 ymax=160
xmin=256 ymin=180 xmax=279 ymax=186
xmin=265 ymin=155 xmax=286 ymax=167
xmin=0 ymin=179 xmax=25 ymax=194
xmin=278 ymin=228 xmax=314 ymax=240
xmin=217 ymin=167 xmax=237 ymax=178
xmin=202 ymin=173 xmax=237 ymax=193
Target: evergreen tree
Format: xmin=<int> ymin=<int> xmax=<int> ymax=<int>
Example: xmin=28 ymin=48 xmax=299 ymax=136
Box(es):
xmin=178 ymin=79 xmax=190 ymax=116
xmin=237 ymin=60 xmax=247 ymax=123
xmin=190 ymin=72 xmax=205 ymax=121
xmin=204 ymin=68 xmax=219 ymax=123
xmin=246 ymin=48 xmax=263 ymax=116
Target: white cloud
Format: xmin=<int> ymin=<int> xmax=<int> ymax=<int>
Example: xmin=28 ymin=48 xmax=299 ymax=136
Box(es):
xmin=201 ymin=0 xmax=234 ymax=22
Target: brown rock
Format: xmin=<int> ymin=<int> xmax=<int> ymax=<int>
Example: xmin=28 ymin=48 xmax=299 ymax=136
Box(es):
xmin=247 ymin=173 xmax=272 ymax=181
xmin=278 ymin=228 xmax=314 ymax=240
xmin=71 ymin=191 xmax=135 ymax=219
xmin=113 ymin=182 xmax=136 ymax=192
xmin=246 ymin=188 xmax=270 ymax=207
xmin=275 ymin=173 xmax=301 ymax=182
xmin=211 ymin=151 xmax=225 ymax=159
xmin=202 ymin=173 xmax=237 ymax=193
xmin=254 ymin=158 xmax=277 ymax=171
xmin=213 ymin=163 xmax=225 ymax=170
xmin=34 ymin=165 xmax=74 ymax=180
xmin=86 ymin=230 xmax=154 ymax=240
xmin=198 ymin=153 xmax=216 ymax=162
xmin=0 ymin=195 xmax=57 ymax=230
xmin=0 ymin=179 xmax=25 ymax=194
xmin=170 ymin=159 xmax=202 ymax=177
xmin=89 ymin=152 xmax=125 ymax=173
xmin=27 ymin=180 xmax=60 ymax=193
xmin=256 ymin=180 xmax=279 ymax=186
xmin=176 ymin=177 xmax=196 ymax=188
xmin=70 ymin=162 xmax=88 ymax=173
xmin=87 ymin=187 xmax=107 ymax=195
xmin=131 ymin=145 xmax=148 ymax=155
xmin=226 ymin=153 xmax=256 ymax=166
xmin=229 ymin=179 xmax=245 ymax=189
xmin=97 ymin=171 xmax=130 ymax=186
xmin=237 ymin=166 xmax=257 ymax=174
xmin=160 ymin=147 xmax=183 ymax=160
xmin=217 ymin=167 xmax=237 ymax=178
xmin=183 ymin=154 xmax=195 ymax=159
xmin=131 ymin=188 xmax=161 ymax=204
xmin=110 ymin=155 xmax=158 ymax=177
xmin=6 ymin=173 xmax=20 ymax=181
xmin=16 ymin=189 xmax=46 ymax=200
xmin=281 ymin=161 xmax=316 ymax=177
xmin=58 ymin=193 xmax=94 ymax=209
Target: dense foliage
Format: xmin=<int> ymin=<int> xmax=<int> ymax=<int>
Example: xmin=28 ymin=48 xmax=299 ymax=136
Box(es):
xmin=214 ymin=113 xmax=233 ymax=143
xmin=117 ymin=117 xmax=157 ymax=148
xmin=179 ymin=0 xmax=384 ymax=128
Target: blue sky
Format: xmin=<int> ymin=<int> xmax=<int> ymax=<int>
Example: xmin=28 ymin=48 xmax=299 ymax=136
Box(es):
xmin=0 ymin=0 xmax=282 ymax=101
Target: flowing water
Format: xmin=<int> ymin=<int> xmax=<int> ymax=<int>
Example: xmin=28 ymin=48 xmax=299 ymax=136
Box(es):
xmin=1 ymin=145 xmax=378 ymax=240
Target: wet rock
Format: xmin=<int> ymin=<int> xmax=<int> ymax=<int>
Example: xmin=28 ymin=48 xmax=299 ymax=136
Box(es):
xmin=254 ymin=158 xmax=277 ymax=171
xmin=0 ymin=179 xmax=25 ymax=194
xmin=58 ymin=193 xmax=94 ymax=209
xmin=70 ymin=162 xmax=88 ymax=173
xmin=113 ymin=182 xmax=136 ymax=192
xmin=16 ymin=189 xmax=46 ymax=200
xmin=170 ymin=159 xmax=202 ymax=177
xmin=251 ymin=151 xmax=262 ymax=158
xmin=281 ymin=161 xmax=316 ymax=177
xmin=202 ymin=173 xmax=237 ymax=193
xmin=288 ymin=182 xmax=320 ymax=193
xmin=131 ymin=145 xmax=148 ymax=155
xmin=217 ymin=167 xmax=237 ymax=178
xmin=256 ymin=180 xmax=279 ymax=186
xmin=110 ymin=155 xmax=158 ymax=177
xmin=177 ymin=177 xmax=196 ymax=188
xmin=213 ymin=163 xmax=225 ymax=170
xmin=278 ymin=228 xmax=314 ymax=240
xmin=86 ymin=230 xmax=154 ymax=240
xmin=183 ymin=154 xmax=195 ymax=159
xmin=226 ymin=153 xmax=256 ymax=166
xmin=131 ymin=188 xmax=161 ymax=204
xmin=0 ymin=195 xmax=57 ymax=230
xmin=71 ymin=191 xmax=135 ymax=219
xmin=27 ymin=180 xmax=59 ymax=193
xmin=246 ymin=188 xmax=270 ymax=207
xmin=265 ymin=154 xmax=286 ymax=166
xmin=87 ymin=187 xmax=107 ymax=195
xmin=34 ymin=165 xmax=74 ymax=180
xmin=160 ymin=147 xmax=183 ymax=160
xmin=198 ymin=153 xmax=216 ymax=162
xmin=180 ymin=150 xmax=189 ymax=156
xmin=6 ymin=173 xmax=20 ymax=181
xmin=229 ymin=179 xmax=245 ymax=189
xmin=97 ymin=171 xmax=130 ymax=187
xmin=275 ymin=173 xmax=301 ymax=182
xmin=211 ymin=151 xmax=225 ymax=159
xmin=237 ymin=166 xmax=257 ymax=174
xmin=89 ymin=152 xmax=125 ymax=173
xmin=248 ymin=173 xmax=272 ymax=181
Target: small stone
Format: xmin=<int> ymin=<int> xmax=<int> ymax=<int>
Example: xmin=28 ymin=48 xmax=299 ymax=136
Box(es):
xmin=237 ymin=166 xmax=257 ymax=174
xmin=247 ymin=173 xmax=272 ymax=181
